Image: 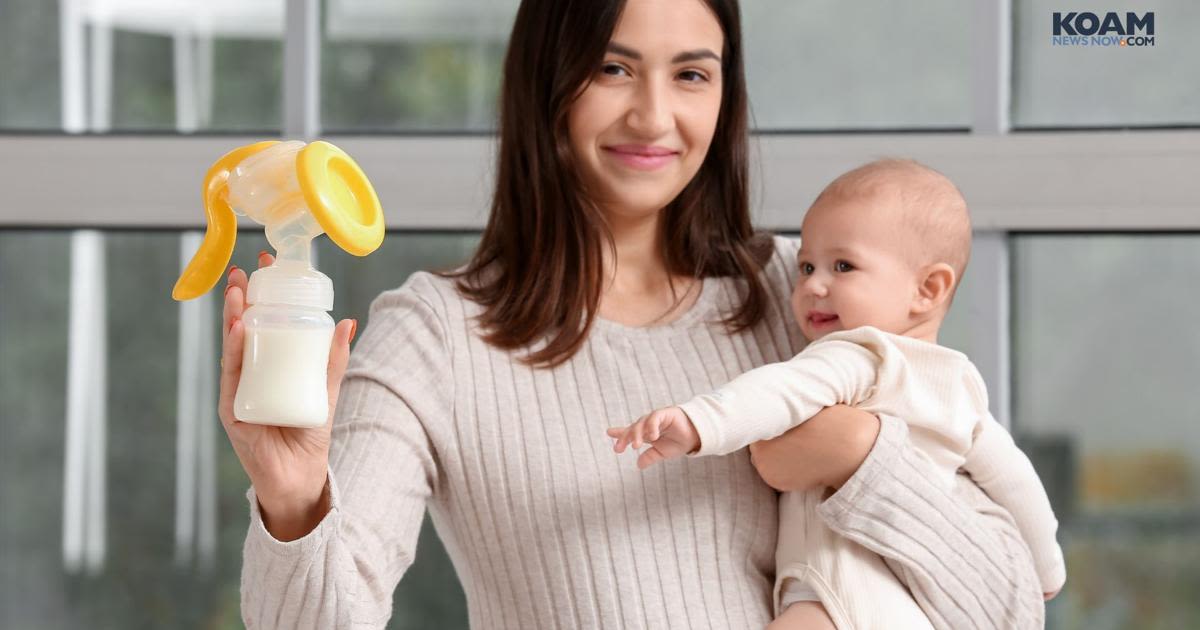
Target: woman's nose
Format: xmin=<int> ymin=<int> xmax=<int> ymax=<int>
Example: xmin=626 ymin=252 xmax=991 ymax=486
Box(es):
xmin=626 ymin=80 xmax=673 ymax=138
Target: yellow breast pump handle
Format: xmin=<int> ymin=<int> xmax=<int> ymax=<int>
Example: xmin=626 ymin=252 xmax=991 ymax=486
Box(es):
xmin=172 ymin=141 xmax=280 ymax=301
xmin=172 ymin=140 xmax=385 ymax=301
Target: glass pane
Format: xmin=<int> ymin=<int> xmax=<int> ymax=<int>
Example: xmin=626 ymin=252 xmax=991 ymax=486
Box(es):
xmin=1013 ymin=1 xmax=1200 ymax=128
xmin=0 ymin=229 xmax=478 ymax=629
xmin=743 ymin=0 xmax=970 ymax=130
xmin=1012 ymin=235 xmax=1200 ymax=628
xmin=0 ymin=1 xmax=283 ymax=133
xmin=0 ymin=232 xmax=72 ymax=626
xmin=321 ymin=0 xmax=516 ymax=132
xmin=0 ymin=0 xmax=61 ymax=129
xmin=321 ymin=0 xmax=970 ymax=132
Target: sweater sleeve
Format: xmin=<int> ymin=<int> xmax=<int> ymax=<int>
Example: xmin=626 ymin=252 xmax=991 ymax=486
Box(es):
xmin=962 ymin=414 xmax=1066 ymax=594
xmin=818 ymin=415 xmax=1046 ymax=630
xmin=240 ymin=274 xmax=452 ymax=629
xmin=679 ymin=336 xmax=881 ymax=457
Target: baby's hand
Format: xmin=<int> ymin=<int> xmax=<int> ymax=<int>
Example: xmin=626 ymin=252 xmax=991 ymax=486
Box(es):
xmin=607 ymin=406 xmax=700 ymax=470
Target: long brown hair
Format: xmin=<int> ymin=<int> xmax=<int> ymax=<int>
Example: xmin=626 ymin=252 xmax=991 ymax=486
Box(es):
xmin=444 ymin=0 xmax=773 ymax=367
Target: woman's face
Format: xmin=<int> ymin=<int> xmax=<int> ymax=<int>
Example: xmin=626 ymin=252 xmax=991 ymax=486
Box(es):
xmin=567 ymin=0 xmax=725 ymax=223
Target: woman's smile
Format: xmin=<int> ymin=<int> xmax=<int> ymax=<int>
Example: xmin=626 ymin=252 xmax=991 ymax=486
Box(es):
xmin=602 ymin=144 xmax=681 ymax=171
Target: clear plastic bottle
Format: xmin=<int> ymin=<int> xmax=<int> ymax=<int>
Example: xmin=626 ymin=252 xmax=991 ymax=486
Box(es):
xmin=234 ymin=275 xmax=335 ymax=428
xmin=228 ymin=142 xmax=337 ymax=428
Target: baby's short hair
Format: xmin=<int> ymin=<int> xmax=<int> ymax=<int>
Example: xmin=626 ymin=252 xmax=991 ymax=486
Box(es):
xmin=816 ymin=158 xmax=972 ymax=288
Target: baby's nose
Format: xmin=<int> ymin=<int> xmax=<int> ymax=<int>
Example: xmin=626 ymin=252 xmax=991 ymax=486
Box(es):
xmin=802 ymin=276 xmax=829 ymax=296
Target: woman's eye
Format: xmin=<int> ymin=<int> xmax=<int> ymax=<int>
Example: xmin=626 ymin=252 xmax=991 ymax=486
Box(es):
xmin=799 ymin=262 xmax=814 ymax=275
xmin=678 ymin=70 xmax=707 ymax=83
xmin=835 ymin=261 xmax=855 ymax=272
xmin=601 ymin=63 xmax=628 ymax=77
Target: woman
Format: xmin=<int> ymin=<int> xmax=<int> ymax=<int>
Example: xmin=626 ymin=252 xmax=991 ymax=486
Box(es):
xmin=220 ymin=0 xmax=1044 ymax=628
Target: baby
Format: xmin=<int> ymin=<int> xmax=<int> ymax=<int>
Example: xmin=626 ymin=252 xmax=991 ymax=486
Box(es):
xmin=608 ymin=159 xmax=1065 ymax=630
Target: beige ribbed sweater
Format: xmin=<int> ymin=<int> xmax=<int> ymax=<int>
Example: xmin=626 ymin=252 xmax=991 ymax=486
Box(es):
xmin=239 ymin=236 xmax=1045 ymax=629
xmin=681 ymin=326 xmax=1065 ymax=628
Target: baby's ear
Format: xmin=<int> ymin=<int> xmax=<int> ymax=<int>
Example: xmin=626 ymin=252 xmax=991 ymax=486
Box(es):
xmin=913 ymin=263 xmax=956 ymax=314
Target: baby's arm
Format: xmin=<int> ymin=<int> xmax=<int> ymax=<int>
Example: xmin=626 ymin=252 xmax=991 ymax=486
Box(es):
xmin=961 ymin=413 xmax=1067 ymax=595
xmin=679 ymin=336 xmax=881 ymax=457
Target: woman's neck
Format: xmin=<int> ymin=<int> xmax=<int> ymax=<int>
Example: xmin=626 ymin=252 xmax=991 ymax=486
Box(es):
xmin=598 ymin=211 xmax=700 ymax=327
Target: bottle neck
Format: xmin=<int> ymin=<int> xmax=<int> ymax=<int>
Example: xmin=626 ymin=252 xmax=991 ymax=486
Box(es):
xmin=265 ymin=200 xmax=322 ymax=267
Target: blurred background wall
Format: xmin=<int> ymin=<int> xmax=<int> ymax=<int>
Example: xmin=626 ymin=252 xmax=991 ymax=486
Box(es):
xmin=1 ymin=0 xmax=1198 ymax=628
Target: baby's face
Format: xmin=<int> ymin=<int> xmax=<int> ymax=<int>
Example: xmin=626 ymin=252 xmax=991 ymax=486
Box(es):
xmin=791 ymin=194 xmax=922 ymax=341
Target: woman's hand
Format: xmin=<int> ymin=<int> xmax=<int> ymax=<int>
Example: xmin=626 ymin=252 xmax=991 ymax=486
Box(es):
xmin=219 ymin=251 xmax=358 ymax=541
xmin=747 ymin=405 xmax=880 ymax=493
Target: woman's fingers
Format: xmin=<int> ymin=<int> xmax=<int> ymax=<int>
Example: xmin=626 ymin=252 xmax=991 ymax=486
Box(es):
xmin=218 ymin=316 xmax=246 ymax=432
xmin=323 ymin=319 xmax=356 ymax=426
xmin=222 ymin=267 xmax=242 ymax=337
xmin=221 ymin=252 xmax=272 ymax=337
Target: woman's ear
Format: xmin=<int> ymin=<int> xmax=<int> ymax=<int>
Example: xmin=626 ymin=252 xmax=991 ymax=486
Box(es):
xmin=912 ymin=262 xmax=956 ymax=315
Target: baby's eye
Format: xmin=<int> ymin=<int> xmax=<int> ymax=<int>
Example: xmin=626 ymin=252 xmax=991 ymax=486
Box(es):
xmin=799 ymin=262 xmax=815 ymax=275
xmin=834 ymin=260 xmax=855 ymax=272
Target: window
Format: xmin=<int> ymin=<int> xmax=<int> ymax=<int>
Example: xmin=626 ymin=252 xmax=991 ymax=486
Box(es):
xmin=0 ymin=230 xmax=478 ymax=629
xmin=3 ymin=0 xmax=1199 ymax=627
xmin=1012 ymin=0 xmax=1200 ymax=128
xmin=1012 ymin=234 xmax=1200 ymax=627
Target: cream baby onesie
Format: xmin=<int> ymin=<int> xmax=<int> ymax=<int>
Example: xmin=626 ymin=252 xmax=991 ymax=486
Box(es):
xmin=680 ymin=326 xmax=1065 ymax=630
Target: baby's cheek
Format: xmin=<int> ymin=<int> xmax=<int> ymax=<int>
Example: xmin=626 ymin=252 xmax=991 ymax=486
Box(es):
xmin=789 ymin=286 xmax=806 ymax=322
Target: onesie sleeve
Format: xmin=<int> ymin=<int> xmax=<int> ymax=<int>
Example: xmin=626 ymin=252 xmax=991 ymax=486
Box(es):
xmin=680 ymin=331 xmax=882 ymax=457
xmin=240 ymin=273 xmax=452 ymax=629
xmin=962 ymin=413 xmax=1067 ymax=594
xmin=818 ymin=415 xmax=1048 ymax=630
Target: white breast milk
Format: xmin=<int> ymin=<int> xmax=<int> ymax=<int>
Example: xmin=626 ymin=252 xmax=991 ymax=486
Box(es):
xmin=234 ymin=324 xmax=334 ymax=428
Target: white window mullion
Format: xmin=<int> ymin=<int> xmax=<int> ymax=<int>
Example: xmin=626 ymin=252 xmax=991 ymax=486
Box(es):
xmin=968 ymin=232 xmax=1012 ymax=429
xmin=63 ymin=230 xmax=107 ymax=574
xmin=175 ymin=232 xmax=220 ymax=570
xmin=59 ymin=0 xmax=86 ymax=133
xmin=196 ymin=291 xmax=218 ymax=572
xmin=970 ymin=0 xmax=1013 ymax=429
xmin=196 ymin=35 xmax=215 ymax=130
xmin=174 ymin=32 xmax=199 ymax=133
xmin=284 ymin=0 xmax=321 ymax=140
xmin=84 ymin=243 xmax=108 ymax=574
xmin=88 ymin=23 xmax=113 ymax=133
xmin=971 ymin=0 xmax=1012 ymax=135
xmin=174 ymin=234 xmax=201 ymax=567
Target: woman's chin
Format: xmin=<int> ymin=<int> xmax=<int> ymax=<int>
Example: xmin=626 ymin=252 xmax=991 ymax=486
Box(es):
xmin=596 ymin=194 xmax=678 ymax=223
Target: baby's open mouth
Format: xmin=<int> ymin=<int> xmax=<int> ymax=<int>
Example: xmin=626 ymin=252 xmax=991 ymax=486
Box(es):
xmin=807 ymin=311 xmax=839 ymax=326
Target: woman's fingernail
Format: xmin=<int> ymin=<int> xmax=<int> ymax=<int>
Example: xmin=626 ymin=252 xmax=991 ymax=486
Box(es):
xmin=258 ymin=250 xmax=270 ymax=260
xmin=228 ymin=265 xmax=239 ymax=281
xmin=224 ymin=284 xmax=234 ymax=298
xmin=349 ymin=319 xmax=358 ymax=343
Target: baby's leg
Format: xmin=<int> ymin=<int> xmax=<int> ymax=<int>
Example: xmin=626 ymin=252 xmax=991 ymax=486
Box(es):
xmin=778 ymin=490 xmax=934 ymax=630
xmin=766 ymin=602 xmax=837 ymax=630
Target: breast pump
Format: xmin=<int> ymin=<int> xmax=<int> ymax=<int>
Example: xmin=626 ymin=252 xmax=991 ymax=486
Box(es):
xmin=172 ymin=140 xmax=385 ymax=428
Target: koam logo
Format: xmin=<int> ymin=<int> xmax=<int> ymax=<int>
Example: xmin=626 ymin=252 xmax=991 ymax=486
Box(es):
xmin=1051 ymin=11 xmax=1155 ymax=47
